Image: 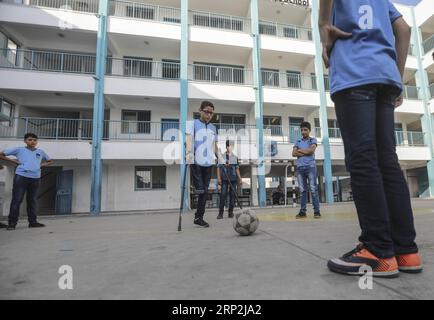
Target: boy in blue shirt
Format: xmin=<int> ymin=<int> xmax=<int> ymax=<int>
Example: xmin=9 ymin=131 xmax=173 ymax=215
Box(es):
xmin=217 ymin=140 xmax=242 ymax=219
xmin=186 ymin=101 xmax=224 ymax=228
xmin=292 ymin=122 xmax=321 ymax=219
xmin=0 ymin=133 xmax=53 ymax=230
xmin=320 ymin=0 xmax=422 ymax=277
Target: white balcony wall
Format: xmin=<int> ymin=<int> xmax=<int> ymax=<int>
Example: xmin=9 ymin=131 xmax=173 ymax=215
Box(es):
xmin=109 ymin=17 xmax=181 ymax=41
xmin=0 ymin=3 xmax=98 ymax=32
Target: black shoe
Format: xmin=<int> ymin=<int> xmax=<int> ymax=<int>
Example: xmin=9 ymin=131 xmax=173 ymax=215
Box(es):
xmin=29 ymin=222 xmax=45 ymax=228
xmin=194 ymin=218 xmax=210 ymax=228
xmin=217 ymin=214 xmax=223 ymax=220
xmin=0 ymin=222 xmax=7 ymax=229
xmin=296 ymin=212 xmax=307 ymax=219
xmin=6 ymin=224 xmax=16 ymax=231
xmin=228 ymin=212 xmax=234 ymax=218
xmin=314 ymin=212 xmax=322 ymax=219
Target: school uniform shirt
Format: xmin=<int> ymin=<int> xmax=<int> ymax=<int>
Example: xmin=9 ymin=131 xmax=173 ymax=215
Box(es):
xmin=186 ymin=119 xmax=217 ymax=167
xmin=293 ymin=137 xmax=318 ymax=167
xmin=218 ymin=153 xmax=239 ymax=182
xmin=330 ymin=0 xmax=403 ymax=96
xmin=3 ymin=147 xmax=50 ymax=179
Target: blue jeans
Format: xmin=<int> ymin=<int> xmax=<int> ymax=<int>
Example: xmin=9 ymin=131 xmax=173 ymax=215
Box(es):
xmin=9 ymin=174 xmax=40 ymax=225
xmin=333 ymin=84 xmax=418 ymax=258
xmin=297 ymin=166 xmax=320 ymax=213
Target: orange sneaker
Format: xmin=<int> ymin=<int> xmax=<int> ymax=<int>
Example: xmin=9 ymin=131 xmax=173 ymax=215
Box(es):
xmin=328 ymin=244 xmax=399 ymax=278
xmin=396 ymin=253 xmax=423 ymax=273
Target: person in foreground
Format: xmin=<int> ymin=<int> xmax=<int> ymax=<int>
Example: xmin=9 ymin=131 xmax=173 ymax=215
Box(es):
xmin=319 ymin=0 xmax=422 ymax=277
xmin=186 ymin=101 xmax=224 ymax=228
xmin=0 ymin=133 xmax=53 ymax=230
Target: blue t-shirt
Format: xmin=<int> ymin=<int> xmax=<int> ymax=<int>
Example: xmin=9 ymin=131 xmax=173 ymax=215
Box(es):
xmin=186 ymin=119 xmax=217 ymax=167
xmin=330 ymin=0 xmax=403 ymax=96
xmin=294 ymin=137 xmax=317 ymax=167
xmin=4 ymin=147 xmax=50 ymax=179
xmin=218 ymin=153 xmax=239 ymax=182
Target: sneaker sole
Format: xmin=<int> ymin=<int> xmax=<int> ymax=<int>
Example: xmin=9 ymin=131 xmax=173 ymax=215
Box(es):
xmin=194 ymin=223 xmax=210 ymax=228
xmin=398 ymin=266 xmax=423 ymax=273
xmin=328 ymin=261 xmax=400 ymax=278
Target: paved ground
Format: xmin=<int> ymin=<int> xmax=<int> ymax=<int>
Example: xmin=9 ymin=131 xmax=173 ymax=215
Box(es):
xmin=1 ymin=199 xmax=434 ymax=300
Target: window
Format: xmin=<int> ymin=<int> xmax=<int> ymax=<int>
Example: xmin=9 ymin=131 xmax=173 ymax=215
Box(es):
xmin=163 ymin=17 xmax=181 ymax=24
xmin=0 ymin=31 xmax=19 ymax=66
xmin=192 ymin=14 xmax=243 ymax=31
xmin=0 ymin=97 xmax=14 ymax=125
xmin=261 ymin=68 xmax=280 ymax=87
xmin=287 ymin=71 xmax=302 ymax=89
xmin=162 ymin=59 xmax=180 ymax=79
xmin=124 ymin=57 xmax=153 ymax=77
xmin=311 ymin=74 xmax=330 ymax=91
xmin=122 ymin=110 xmax=151 ymax=134
xmin=126 ymin=5 xmax=155 ymax=20
xmin=263 ymin=116 xmax=282 ymax=136
xmin=259 ymin=23 xmax=277 ymax=36
xmin=135 ymin=166 xmax=166 ymax=190
xmin=193 ymin=113 xmax=245 ymax=131
xmin=283 ymin=26 xmax=298 ymax=39
xmin=315 ymin=118 xmax=341 ymax=138
xmin=193 ymin=62 xmax=245 ymax=84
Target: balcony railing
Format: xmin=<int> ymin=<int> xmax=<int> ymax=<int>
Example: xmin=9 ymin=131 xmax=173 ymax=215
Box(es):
xmin=190 ymin=10 xmax=250 ymax=33
xmin=423 ymin=35 xmax=434 ymax=55
xmin=0 ymin=48 xmax=96 ymax=74
xmin=395 ymin=131 xmax=425 ymax=147
xmin=110 ymin=0 xmax=181 ymax=24
xmin=189 ymin=64 xmax=253 ymax=85
xmin=0 ymin=0 xmax=99 ymax=13
xmin=107 ymin=58 xmax=180 ymax=79
xmin=259 ymin=20 xmax=312 ymax=41
xmin=261 ymin=71 xmax=318 ymax=91
xmin=0 ymin=117 xmax=428 ymax=148
xmin=315 ymin=127 xmax=342 ymax=139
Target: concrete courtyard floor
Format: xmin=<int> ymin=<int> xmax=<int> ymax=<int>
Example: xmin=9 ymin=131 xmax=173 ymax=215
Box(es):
xmin=1 ymin=199 xmax=434 ymax=300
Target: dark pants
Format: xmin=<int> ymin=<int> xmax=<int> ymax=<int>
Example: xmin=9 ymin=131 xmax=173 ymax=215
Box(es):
xmin=191 ymin=165 xmax=213 ymax=219
xmin=9 ymin=174 xmax=41 ymax=225
xmin=333 ymin=84 xmax=418 ymax=258
xmin=219 ymin=181 xmax=237 ymax=215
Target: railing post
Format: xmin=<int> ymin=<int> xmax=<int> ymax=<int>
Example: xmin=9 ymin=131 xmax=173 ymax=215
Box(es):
xmin=60 ymin=52 xmax=64 ymax=73
xmin=55 ymin=118 xmax=59 ymax=139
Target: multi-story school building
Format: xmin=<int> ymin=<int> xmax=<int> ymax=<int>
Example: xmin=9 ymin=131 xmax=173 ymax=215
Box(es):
xmin=0 ymin=0 xmax=433 ymax=215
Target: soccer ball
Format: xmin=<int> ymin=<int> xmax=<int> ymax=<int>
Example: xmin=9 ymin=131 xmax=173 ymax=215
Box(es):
xmin=233 ymin=210 xmax=259 ymax=236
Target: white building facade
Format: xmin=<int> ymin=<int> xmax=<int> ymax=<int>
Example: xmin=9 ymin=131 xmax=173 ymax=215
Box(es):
xmin=0 ymin=0 xmax=433 ymax=215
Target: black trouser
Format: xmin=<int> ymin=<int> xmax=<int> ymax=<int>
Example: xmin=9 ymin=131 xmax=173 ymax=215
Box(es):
xmin=333 ymin=84 xmax=418 ymax=258
xmin=191 ymin=165 xmax=213 ymax=219
xmin=9 ymin=174 xmax=40 ymax=226
xmin=219 ymin=180 xmax=237 ymax=215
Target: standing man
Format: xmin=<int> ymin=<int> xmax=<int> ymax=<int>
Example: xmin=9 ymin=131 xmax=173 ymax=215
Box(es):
xmin=320 ymin=0 xmax=422 ymax=277
xmin=292 ymin=121 xmax=321 ymax=219
xmin=0 ymin=133 xmax=54 ymax=230
xmin=186 ymin=101 xmax=224 ymax=228
xmin=217 ymin=140 xmax=242 ymax=219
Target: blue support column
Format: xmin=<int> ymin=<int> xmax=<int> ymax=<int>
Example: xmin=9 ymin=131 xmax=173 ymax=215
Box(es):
xmin=250 ymin=0 xmax=266 ymax=207
xmin=180 ymin=0 xmax=189 ymax=212
xmin=411 ymin=8 xmax=434 ymax=197
xmin=311 ymin=0 xmax=334 ymax=204
xmin=90 ymin=0 xmax=109 ymax=215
